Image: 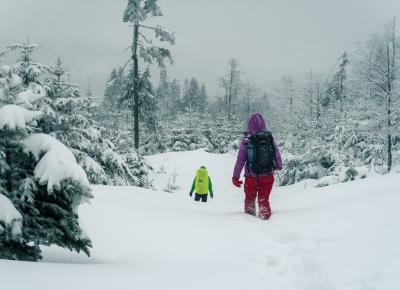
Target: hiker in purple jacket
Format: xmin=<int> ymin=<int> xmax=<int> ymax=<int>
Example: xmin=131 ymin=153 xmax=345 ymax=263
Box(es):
xmin=232 ymin=113 xmax=282 ymax=219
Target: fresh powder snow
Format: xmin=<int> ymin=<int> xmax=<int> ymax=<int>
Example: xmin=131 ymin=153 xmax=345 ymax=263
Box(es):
xmin=1 ymin=149 xmax=399 ymax=290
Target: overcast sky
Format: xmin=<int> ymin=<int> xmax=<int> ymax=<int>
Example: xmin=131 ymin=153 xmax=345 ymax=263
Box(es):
xmin=1 ymin=0 xmax=399 ymax=97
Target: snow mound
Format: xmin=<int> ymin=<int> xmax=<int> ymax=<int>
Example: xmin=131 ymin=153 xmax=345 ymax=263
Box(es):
xmin=23 ymin=134 xmax=90 ymax=192
xmin=0 ymin=104 xmax=41 ymax=130
xmin=0 ymin=149 xmax=399 ymax=289
xmin=0 ymin=193 xmax=22 ymax=237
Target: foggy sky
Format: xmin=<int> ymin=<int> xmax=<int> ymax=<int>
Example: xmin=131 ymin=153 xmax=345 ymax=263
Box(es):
xmin=1 ymin=0 xmax=399 ymax=98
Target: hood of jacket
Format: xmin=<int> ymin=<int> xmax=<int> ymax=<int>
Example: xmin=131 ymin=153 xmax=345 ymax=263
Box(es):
xmin=247 ymin=113 xmax=267 ymax=134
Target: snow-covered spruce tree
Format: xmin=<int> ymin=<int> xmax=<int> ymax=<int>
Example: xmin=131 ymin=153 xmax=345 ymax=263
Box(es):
xmin=325 ymin=52 xmax=349 ymax=114
xmin=155 ymin=68 xmax=171 ymax=116
xmin=202 ymin=116 xmax=242 ymax=154
xmin=155 ymin=69 xmax=183 ymax=117
xmin=0 ymin=45 xmax=92 ymax=260
xmin=99 ymin=67 xmax=134 ymax=149
xmin=1 ymin=42 xmax=46 ymax=109
xmin=136 ymin=71 xmax=168 ymax=155
xmin=0 ymin=106 xmax=92 ymax=261
xmin=122 ymin=0 xmax=175 ymax=149
xmin=0 ymin=104 xmax=42 ymax=261
xmin=104 ymin=68 xmax=126 ymax=110
xmin=104 ymin=64 xmax=165 ymax=157
xmin=198 ymin=83 xmax=208 ymax=113
xmin=182 ymin=77 xmax=199 ymax=111
xmin=167 ymin=109 xmax=208 ymax=152
xmin=179 ymin=77 xmax=209 ymax=114
xmin=42 ymin=57 xmax=108 ymax=184
xmin=44 ymin=57 xmax=151 ymax=186
xmin=168 ymin=79 xmax=182 ymax=113
xmin=7 ymin=41 xmax=45 ymax=88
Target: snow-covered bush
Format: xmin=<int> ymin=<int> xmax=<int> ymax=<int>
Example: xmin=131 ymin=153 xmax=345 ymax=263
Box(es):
xmin=202 ymin=116 xmax=243 ymax=154
xmin=344 ymin=168 xmax=358 ymax=182
xmin=140 ymin=113 xmax=242 ymax=155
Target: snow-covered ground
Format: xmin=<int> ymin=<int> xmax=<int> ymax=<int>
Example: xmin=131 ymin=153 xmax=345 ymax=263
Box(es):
xmin=1 ymin=149 xmax=400 ymax=290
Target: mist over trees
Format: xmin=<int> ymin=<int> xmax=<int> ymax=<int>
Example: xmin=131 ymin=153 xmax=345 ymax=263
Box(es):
xmin=98 ymin=16 xmax=400 ymax=188
xmin=268 ymin=18 xmax=399 ymax=185
xmin=1 ymin=0 xmax=400 ymax=263
xmin=1 ymin=0 xmax=399 ymax=255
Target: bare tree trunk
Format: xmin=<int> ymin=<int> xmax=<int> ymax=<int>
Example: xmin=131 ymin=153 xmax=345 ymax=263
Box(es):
xmin=233 ymin=79 xmax=239 ymax=117
xmin=223 ymin=86 xmax=228 ymax=117
xmin=388 ymin=93 xmax=392 ymax=171
xmin=132 ymin=22 xmax=140 ymax=150
xmin=289 ymin=95 xmax=293 ymax=113
xmin=5 ymin=150 xmax=12 ymax=192
xmin=339 ymin=74 xmax=344 ymax=112
xmin=247 ymin=97 xmax=250 ymax=117
xmin=387 ymin=17 xmax=396 ymax=172
xmin=316 ymin=84 xmax=322 ymax=131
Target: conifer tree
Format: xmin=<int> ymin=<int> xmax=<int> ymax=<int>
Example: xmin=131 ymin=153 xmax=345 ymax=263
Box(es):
xmin=122 ymin=0 xmax=175 ymax=149
xmin=198 ymin=83 xmax=208 ymax=113
xmin=0 ymin=44 xmax=92 ymax=260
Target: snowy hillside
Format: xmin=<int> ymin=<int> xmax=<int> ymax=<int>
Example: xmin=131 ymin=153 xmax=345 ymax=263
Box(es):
xmin=1 ymin=149 xmax=399 ymax=290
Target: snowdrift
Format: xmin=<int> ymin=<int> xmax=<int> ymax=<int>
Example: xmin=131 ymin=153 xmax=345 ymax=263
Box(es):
xmin=0 ymin=149 xmax=399 ymax=290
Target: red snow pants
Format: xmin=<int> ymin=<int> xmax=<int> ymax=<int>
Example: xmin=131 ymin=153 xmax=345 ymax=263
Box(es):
xmin=244 ymin=175 xmax=275 ymax=219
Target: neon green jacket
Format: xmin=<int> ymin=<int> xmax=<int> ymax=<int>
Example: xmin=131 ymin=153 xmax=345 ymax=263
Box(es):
xmin=190 ymin=174 xmax=213 ymax=195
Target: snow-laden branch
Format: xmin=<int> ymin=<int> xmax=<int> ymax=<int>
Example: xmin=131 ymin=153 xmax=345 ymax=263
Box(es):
xmin=0 ymin=193 xmax=23 ymax=238
xmin=0 ymin=105 xmax=41 ymax=130
xmin=139 ymin=24 xmax=175 ymax=44
xmin=23 ymin=134 xmax=90 ymax=193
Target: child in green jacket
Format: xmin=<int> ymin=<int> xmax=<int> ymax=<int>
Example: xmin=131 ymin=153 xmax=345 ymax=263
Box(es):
xmin=189 ymin=166 xmax=214 ymax=202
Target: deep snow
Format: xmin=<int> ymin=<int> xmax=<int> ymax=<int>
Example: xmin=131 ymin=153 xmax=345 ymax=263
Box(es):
xmin=1 ymin=149 xmax=399 ymax=290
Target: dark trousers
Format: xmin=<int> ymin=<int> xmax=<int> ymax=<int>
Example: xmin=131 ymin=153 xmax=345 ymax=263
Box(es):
xmin=194 ymin=193 xmax=208 ymax=202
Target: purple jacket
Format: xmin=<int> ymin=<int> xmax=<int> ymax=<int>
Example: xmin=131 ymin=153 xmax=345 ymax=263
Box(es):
xmin=233 ymin=113 xmax=283 ymax=178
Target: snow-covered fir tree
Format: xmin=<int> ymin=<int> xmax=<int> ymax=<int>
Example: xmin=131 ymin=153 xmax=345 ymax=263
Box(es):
xmin=41 ymin=57 xmax=151 ymax=187
xmin=122 ymin=0 xmax=175 ymax=149
xmin=0 ymin=45 xmax=92 ymax=261
xmin=42 ymin=57 xmax=108 ymax=184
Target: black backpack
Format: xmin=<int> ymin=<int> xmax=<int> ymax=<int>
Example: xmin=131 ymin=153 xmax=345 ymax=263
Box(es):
xmin=247 ymin=131 xmax=276 ymax=174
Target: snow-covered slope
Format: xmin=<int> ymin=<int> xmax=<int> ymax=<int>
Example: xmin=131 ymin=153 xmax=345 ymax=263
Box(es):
xmin=1 ymin=149 xmax=399 ymax=290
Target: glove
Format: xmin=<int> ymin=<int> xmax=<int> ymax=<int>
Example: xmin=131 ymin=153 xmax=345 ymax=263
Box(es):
xmin=232 ymin=177 xmax=243 ymax=188
xmin=189 ymin=191 xmax=193 ymax=197
xmin=210 ymin=193 xmax=214 ymax=199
